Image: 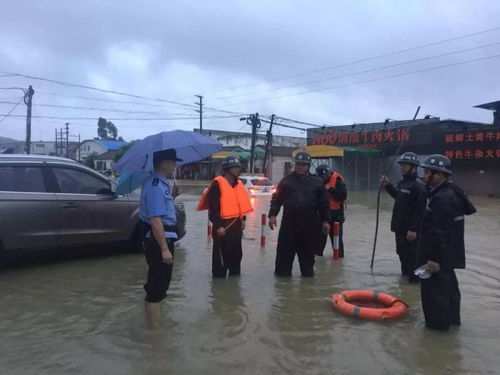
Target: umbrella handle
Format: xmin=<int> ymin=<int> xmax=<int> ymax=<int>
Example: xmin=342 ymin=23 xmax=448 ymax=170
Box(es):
xmin=141 ymin=153 xmax=149 ymax=170
xmin=172 ymin=168 xmax=179 ymax=198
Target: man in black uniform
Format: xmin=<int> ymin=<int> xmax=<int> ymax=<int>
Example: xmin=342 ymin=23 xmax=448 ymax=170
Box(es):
xmin=381 ymin=152 xmax=427 ymax=283
xmin=268 ymin=152 xmax=330 ymax=277
xmin=315 ymin=164 xmax=348 ymax=257
xmin=418 ymin=154 xmax=476 ymax=331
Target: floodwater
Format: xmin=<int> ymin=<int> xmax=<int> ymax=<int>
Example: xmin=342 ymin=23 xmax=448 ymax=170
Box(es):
xmin=1 ymin=192 xmax=499 ymax=375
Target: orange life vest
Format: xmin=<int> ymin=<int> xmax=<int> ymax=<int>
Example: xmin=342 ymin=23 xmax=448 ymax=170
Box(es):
xmin=197 ymin=176 xmax=253 ymax=219
xmin=325 ymin=172 xmax=344 ymax=210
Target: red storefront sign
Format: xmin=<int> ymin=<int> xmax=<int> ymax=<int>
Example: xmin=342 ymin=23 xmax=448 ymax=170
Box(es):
xmin=311 ymin=128 xmax=410 ymax=146
xmin=442 ymin=130 xmax=500 ymax=159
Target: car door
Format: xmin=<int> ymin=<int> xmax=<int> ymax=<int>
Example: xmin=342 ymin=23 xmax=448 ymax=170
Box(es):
xmin=0 ymin=162 xmax=59 ymax=251
xmin=48 ymin=164 xmax=131 ymax=247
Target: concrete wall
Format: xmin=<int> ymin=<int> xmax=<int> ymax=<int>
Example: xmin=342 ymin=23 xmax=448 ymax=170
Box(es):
xmin=360 ymin=154 xmax=500 ymax=198
xmin=444 ymin=159 xmax=500 ymax=198
xmin=269 ymin=155 xmax=293 ymax=183
xmin=30 ymin=142 xmax=58 ymax=155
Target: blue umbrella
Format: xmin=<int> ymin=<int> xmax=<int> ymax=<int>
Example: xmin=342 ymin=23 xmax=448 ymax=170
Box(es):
xmin=114 ymin=130 xmax=222 ymax=194
xmin=115 ymin=172 xmax=149 ymax=195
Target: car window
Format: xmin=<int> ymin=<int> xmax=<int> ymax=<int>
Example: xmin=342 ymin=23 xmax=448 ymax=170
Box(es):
xmin=52 ymin=167 xmax=111 ymax=194
xmin=251 ymin=178 xmax=273 ymax=186
xmin=239 ymin=178 xmax=247 ymax=184
xmin=0 ymin=165 xmax=47 ymax=192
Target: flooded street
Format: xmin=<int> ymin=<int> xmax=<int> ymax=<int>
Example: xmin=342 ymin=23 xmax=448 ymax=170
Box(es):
xmin=1 ymin=192 xmax=499 ymax=375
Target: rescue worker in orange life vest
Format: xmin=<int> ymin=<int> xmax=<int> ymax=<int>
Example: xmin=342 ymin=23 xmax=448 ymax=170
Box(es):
xmin=418 ymin=154 xmax=476 ymax=331
xmin=315 ymin=164 xmax=347 ymax=257
xmin=268 ymin=152 xmax=330 ymax=277
xmin=197 ymin=156 xmax=253 ymax=278
xmin=381 ymin=152 xmax=426 ymax=283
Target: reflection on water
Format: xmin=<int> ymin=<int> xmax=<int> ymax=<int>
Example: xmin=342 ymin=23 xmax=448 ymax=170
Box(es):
xmin=1 ymin=193 xmax=499 ymax=374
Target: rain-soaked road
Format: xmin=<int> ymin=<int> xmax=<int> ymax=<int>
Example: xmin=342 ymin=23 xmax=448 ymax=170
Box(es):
xmin=1 ymin=192 xmax=499 ymax=375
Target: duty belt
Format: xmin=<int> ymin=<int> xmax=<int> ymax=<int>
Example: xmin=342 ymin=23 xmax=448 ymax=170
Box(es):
xmin=163 ymin=224 xmax=178 ymax=233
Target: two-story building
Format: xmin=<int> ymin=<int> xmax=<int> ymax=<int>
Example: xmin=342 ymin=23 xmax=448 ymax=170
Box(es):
xmin=78 ymin=140 xmax=128 ymax=162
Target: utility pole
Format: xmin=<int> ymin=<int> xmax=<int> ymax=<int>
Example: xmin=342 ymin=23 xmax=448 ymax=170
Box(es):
xmin=24 ymin=85 xmax=34 ymax=154
xmin=262 ymin=114 xmax=275 ymax=177
xmin=195 ymin=95 xmax=203 ymax=133
xmin=78 ymin=134 xmax=81 ymax=162
xmin=55 ymin=128 xmax=58 ymax=156
xmin=239 ymin=113 xmax=262 ymax=174
xmin=65 ymin=122 xmax=70 ymax=158
xmin=248 ymin=113 xmax=261 ymax=174
xmin=60 ymin=128 xmax=64 ymax=156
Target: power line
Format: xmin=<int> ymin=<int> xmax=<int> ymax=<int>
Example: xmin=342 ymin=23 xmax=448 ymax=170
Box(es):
xmin=0 ymin=87 xmax=25 ymax=91
xmin=191 ymin=25 xmax=500 ymax=97
xmin=276 ymin=116 xmax=323 ymax=128
xmin=202 ymin=105 xmax=246 ymax=116
xmin=0 ymin=97 xmax=23 ymax=124
xmin=31 ymin=102 xmax=203 ymax=116
xmin=221 ymin=53 xmax=500 ymax=106
xmin=2 ymin=71 xmax=249 ymax=116
xmin=36 ymin=91 xmax=197 ymax=111
xmin=210 ymin=41 xmax=500 ymax=102
xmin=0 ymin=114 xmax=240 ymax=121
xmin=260 ymin=118 xmax=307 ymax=132
xmin=0 ymin=70 xmax=199 ymax=109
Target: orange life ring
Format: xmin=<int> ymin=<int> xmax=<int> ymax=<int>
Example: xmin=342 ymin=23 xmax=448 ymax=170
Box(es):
xmin=331 ymin=290 xmax=408 ymax=321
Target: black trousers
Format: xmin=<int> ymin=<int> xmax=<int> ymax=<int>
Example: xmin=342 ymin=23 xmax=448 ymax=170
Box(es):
xmin=420 ymin=269 xmax=461 ymax=331
xmin=395 ymin=232 xmax=418 ymax=279
xmin=212 ymin=220 xmax=243 ymax=278
xmin=275 ymin=220 xmax=315 ymax=277
xmin=144 ymin=238 xmax=175 ymax=303
xmin=316 ymin=221 xmax=344 ymax=257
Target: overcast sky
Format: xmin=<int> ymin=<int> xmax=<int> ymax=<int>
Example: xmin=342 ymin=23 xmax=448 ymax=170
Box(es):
xmin=1 ymin=0 xmax=499 ymax=142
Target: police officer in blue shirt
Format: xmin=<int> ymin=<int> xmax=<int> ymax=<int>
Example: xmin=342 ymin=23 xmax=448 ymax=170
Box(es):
xmin=139 ymin=148 xmax=181 ymax=329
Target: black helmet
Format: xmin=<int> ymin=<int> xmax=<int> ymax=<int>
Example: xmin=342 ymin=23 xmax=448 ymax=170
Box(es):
xmin=294 ymin=151 xmax=311 ymax=164
xmin=420 ymin=154 xmax=452 ymax=175
xmin=316 ymin=164 xmax=330 ymax=176
xmin=398 ymin=152 xmax=419 ymax=166
xmin=222 ymin=156 xmax=242 ymax=170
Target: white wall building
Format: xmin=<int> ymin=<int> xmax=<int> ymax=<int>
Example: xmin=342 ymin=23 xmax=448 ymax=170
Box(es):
xmin=79 ymin=140 xmax=128 ymax=161
xmin=94 ymin=150 xmax=119 ymax=172
xmin=197 ymin=129 xmax=306 ymax=149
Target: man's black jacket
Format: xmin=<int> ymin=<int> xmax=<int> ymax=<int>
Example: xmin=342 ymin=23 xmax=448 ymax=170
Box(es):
xmin=385 ymin=172 xmax=427 ymax=233
xmin=419 ymin=181 xmax=476 ymax=270
xmin=269 ymin=172 xmax=330 ymax=229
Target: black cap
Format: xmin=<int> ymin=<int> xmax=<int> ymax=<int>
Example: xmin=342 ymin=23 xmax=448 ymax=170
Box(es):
xmin=153 ymin=148 xmax=182 ymax=163
xmin=420 ymin=154 xmax=452 ymax=175
xmin=398 ymin=152 xmax=419 ymax=166
xmin=222 ymin=155 xmax=242 ymax=169
xmin=316 ymin=164 xmax=330 ymax=176
xmin=294 ymin=151 xmax=311 ymax=164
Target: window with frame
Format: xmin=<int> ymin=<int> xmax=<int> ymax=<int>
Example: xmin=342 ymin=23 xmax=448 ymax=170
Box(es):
xmin=0 ymin=165 xmax=46 ymax=192
xmin=52 ymin=167 xmax=111 ymax=194
xmin=251 ymin=178 xmax=272 ymax=186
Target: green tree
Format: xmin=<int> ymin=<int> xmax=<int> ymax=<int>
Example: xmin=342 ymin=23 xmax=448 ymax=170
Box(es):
xmin=84 ymin=152 xmax=99 ymax=169
xmin=97 ymin=117 xmax=119 ymax=140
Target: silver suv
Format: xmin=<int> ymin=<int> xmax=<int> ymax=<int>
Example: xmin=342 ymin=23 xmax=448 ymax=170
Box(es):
xmin=0 ymin=155 xmax=186 ymax=254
